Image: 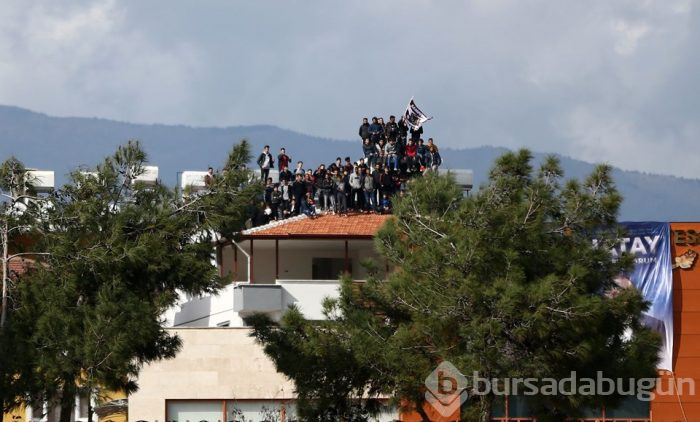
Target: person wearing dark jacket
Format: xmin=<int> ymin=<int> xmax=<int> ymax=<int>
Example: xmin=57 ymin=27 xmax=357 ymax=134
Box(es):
xmin=368 ymin=117 xmax=383 ymax=144
xmin=358 ymin=117 xmax=370 ymax=142
xmin=328 ymin=157 xmax=342 ymax=175
xmin=313 ymin=164 xmax=327 ymax=181
xmin=377 ymin=117 xmax=386 ymax=137
xmin=270 ymin=185 xmax=282 ymax=220
xmin=278 ymin=166 xmax=293 ymax=183
xmin=409 ymin=125 xmax=423 ymax=142
xmin=252 ymin=201 xmax=268 ymax=226
xmin=291 ymin=174 xmax=306 ymax=215
xmin=280 ymin=179 xmax=291 ymax=218
xmin=427 ymin=138 xmax=442 ymax=171
xmin=398 ymin=116 xmax=409 ymax=140
xmin=384 ymin=115 xmax=399 ymax=141
xmin=304 ymin=172 xmax=315 ymax=201
xmin=380 ymin=167 xmax=394 ymax=198
xmin=256 ymin=145 xmax=274 ymax=181
xmin=362 ymin=138 xmax=377 ymax=168
xmin=263 ymin=178 xmax=274 ymax=204
xmin=300 ymin=192 xmax=317 ymax=218
xmin=416 ymin=138 xmax=428 ymax=168
xmin=343 ymin=157 xmax=354 ymax=174
xmin=335 ymin=173 xmax=348 ymax=216
xmin=318 ymin=172 xmax=335 ymax=213
xmin=372 ymin=164 xmax=382 ymax=186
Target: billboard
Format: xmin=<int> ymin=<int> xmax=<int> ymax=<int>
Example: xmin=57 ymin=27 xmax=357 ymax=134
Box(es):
xmin=613 ymin=222 xmax=673 ymax=371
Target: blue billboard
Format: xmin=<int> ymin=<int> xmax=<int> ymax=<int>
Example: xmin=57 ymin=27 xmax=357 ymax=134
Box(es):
xmin=612 ymin=222 xmax=673 ymax=370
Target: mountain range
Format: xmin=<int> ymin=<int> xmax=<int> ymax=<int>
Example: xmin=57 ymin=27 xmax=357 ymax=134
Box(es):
xmin=0 ymin=105 xmax=697 ymax=221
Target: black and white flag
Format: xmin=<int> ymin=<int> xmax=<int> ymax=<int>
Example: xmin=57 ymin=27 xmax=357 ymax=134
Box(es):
xmin=403 ymin=98 xmax=432 ymax=130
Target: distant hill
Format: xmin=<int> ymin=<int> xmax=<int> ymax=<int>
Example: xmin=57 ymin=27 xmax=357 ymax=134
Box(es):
xmin=0 ymin=105 xmax=697 ymax=221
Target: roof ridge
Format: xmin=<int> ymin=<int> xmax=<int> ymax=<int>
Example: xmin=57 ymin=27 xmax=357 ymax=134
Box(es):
xmin=241 ymin=213 xmax=391 ymax=238
xmin=241 ymin=214 xmax=309 ymax=235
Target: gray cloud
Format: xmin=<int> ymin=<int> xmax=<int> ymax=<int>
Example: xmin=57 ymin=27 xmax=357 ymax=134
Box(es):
xmin=0 ymin=0 xmax=697 ymax=177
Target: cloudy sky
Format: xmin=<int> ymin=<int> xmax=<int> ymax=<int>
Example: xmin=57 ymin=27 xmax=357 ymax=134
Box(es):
xmin=1 ymin=0 xmax=698 ymax=177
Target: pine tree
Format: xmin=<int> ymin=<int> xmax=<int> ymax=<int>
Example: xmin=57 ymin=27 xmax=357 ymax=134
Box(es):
xmin=248 ymin=150 xmax=660 ymax=422
xmin=0 ymin=157 xmax=53 ymax=415
xmin=1 ymin=140 xmax=257 ymax=422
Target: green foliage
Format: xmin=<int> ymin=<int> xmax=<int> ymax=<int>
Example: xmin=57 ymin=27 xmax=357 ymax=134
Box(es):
xmin=248 ymin=149 xmax=660 ymax=422
xmin=190 ymin=139 xmax=262 ymax=239
xmin=246 ymin=306 xmax=387 ymax=422
xmin=0 ymin=139 xmax=258 ymax=421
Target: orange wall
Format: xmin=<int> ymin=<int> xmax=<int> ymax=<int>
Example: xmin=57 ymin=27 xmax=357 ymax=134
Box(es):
xmin=652 ymin=222 xmax=700 ymax=420
xmin=400 ymin=400 xmax=460 ymax=422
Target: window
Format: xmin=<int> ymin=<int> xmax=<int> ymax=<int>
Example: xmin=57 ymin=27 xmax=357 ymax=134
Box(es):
xmin=30 ymin=401 xmax=47 ymax=422
xmin=312 ymin=258 xmax=349 ymax=280
xmin=216 ymin=321 xmax=230 ymax=327
xmin=75 ymin=393 xmax=90 ymax=422
xmin=487 ymin=395 xmax=649 ymax=421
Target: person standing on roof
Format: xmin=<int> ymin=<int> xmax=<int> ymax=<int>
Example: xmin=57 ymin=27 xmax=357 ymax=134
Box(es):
xmin=427 ymin=138 xmax=442 ymax=171
xmin=349 ymin=166 xmax=363 ymax=211
xmin=358 ymin=117 xmax=370 ymax=142
xmin=335 ymin=173 xmax=348 ymax=217
xmin=257 ymin=145 xmax=274 ymax=181
xmin=368 ymin=117 xmax=383 ymax=144
xmin=204 ymin=167 xmax=215 ymax=188
xmin=291 ymin=174 xmax=306 ymax=215
xmin=278 ymin=147 xmax=291 ymax=172
xmin=384 ymin=115 xmax=399 ymax=142
xmin=294 ymin=161 xmax=305 ymax=176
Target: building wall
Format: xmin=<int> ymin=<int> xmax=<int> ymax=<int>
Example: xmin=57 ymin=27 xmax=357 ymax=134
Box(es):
xmin=2 ymin=391 xmax=123 ymax=422
xmin=221 ymin=239 xmax=380 ymax=284
xmin=128 ymin=328 xmax=399 ymax=422
xmin=170 ymin=285 xmax=245 ymax=328
xmin=277 ymin=280 xmax=340 ymax=320
xmin=128 ymin=328 xmax=296 ymax=422
xmin=652 ymin=222 xmax=700 ymax=419
xmin=167 ymin=279 xmax=343 ymax=328
xmin=3 ymin=406 xmax=25 ymax=422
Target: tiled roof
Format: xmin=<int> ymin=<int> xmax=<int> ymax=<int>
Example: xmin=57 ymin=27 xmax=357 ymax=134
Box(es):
xmin=8 ymin=258 xmax=32 ymax=277
xmin=241 ymin=214 xmax=392 ymax=238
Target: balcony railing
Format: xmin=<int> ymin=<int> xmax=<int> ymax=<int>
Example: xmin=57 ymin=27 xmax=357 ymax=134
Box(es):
xmin=232 ymin=284 xmax=282 ymax=314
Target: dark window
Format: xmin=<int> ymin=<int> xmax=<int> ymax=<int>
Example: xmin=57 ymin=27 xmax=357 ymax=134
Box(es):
xmin=606 ymin=396 xmax=650 ymax=418
xmin=312 ymin=258 xmax=349 ymax=280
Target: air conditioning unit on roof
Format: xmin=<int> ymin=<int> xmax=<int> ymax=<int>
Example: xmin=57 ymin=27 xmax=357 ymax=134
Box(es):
xmin=132 ymin=166 xmax=158 ymax=185
xmin=26 ymin=170 xmax=55 ymax=192
xmin=181 ymin=171 xmax=209 ymax=192
xmin=439 ymin=168 xmax=473 ymax=193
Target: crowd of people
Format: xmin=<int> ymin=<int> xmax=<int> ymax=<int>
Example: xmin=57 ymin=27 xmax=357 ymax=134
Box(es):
xmin=245 ymin=115 xmax=442 ymax=224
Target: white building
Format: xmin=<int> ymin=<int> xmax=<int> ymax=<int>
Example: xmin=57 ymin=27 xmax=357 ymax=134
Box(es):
xmin=129 ymin=214 xmax=399 ymax=422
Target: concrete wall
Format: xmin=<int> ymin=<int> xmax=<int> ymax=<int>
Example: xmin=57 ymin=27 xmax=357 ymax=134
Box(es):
xmin=278 ymin=280 xmax=340 ymax=320
xmin=167 ymin=279 xmax=341 ymax=328
xmin=129 ymin=328 xmax=398 ymax=422
xmin=170 ymin=285 xmax=245 ymax=328
xmin=128 ymin=328 xmax=296 ymax=422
